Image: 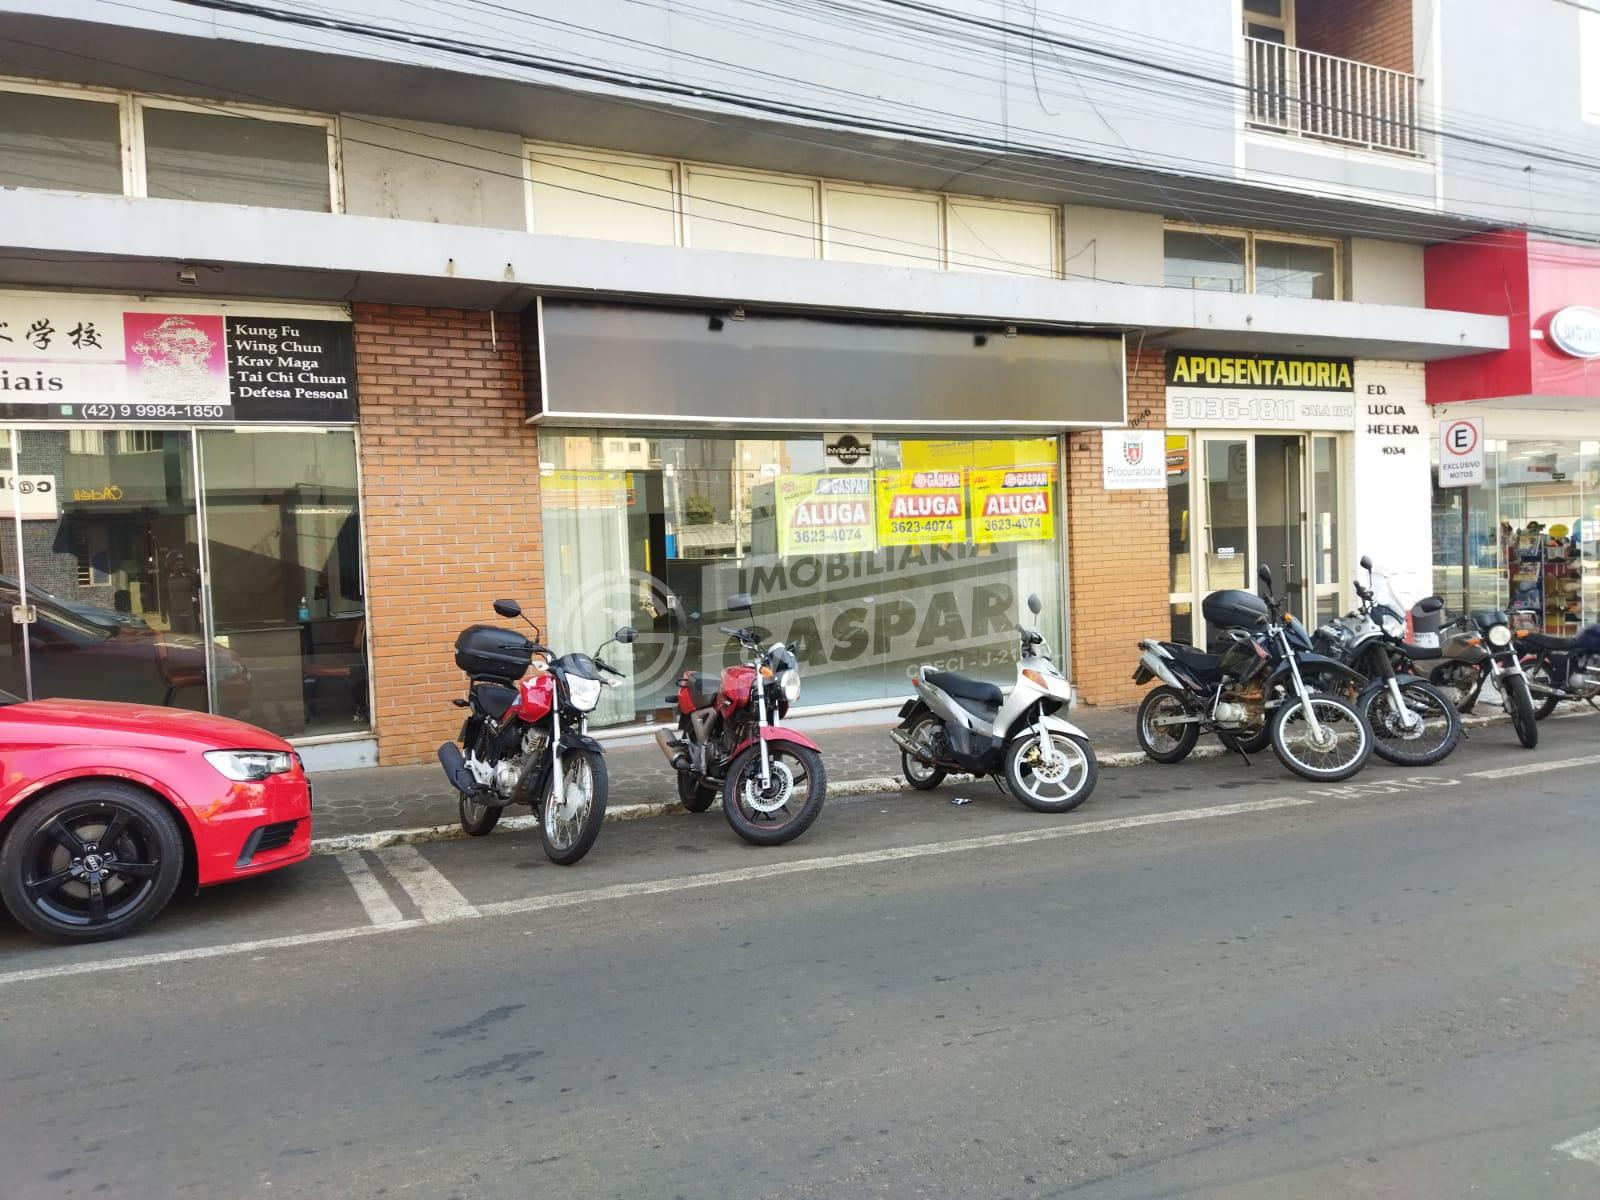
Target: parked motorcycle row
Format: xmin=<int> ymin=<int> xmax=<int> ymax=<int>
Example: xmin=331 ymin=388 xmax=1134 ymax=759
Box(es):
xmin=436 ymin=556 xmax=1600 ymax=865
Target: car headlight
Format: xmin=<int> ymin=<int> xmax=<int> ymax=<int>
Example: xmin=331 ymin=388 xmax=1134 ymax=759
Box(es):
xmin=566 ymin=674 xmax=602 ymax=712
xmin=205 ymin=749 xmax=293 ymax=781
xmin=780 ymin=669 xmax=801 ymax=704
xmin=1487 ymin=623 xmax=1512 ymax=647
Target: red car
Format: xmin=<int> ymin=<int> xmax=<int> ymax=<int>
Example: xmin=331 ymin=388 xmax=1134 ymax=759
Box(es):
xmin=0 ymin=691 xmax=312 ymax=942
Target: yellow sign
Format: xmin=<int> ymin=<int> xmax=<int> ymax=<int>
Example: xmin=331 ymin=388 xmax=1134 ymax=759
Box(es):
xmin=899 ymin=438 xmax=1057 ymax=471
xmin=774 ymin=473 xmax=876 ymax=556
xmin=541 ymin=468 xmax=630 ymax=509
xmin=970 ymin=467 xmax=1054 ymax=544
xmin=876 ymin=468 xmax=965 ymax=546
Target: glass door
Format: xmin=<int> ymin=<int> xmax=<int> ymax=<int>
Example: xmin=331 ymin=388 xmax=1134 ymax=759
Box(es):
xmin=1198 ymin=435 xmax=1253 ymax=646
xmin=7 ymin=427 xmax=208 ymax=709
xmin=1254 ymin=434 xmax=1309 ymax=621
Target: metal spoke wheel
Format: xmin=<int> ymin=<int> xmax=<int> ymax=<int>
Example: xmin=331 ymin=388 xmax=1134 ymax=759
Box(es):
xmin=1 ymin=782 xmax=183 ymax=942
xmin=1271 ymin=692 xmax=1372 ymax=782
xmin=1360 ymin=679 xmax=1461 ymax=767
xmin=1135 ymin=686 xmax=1200 ymax=763
xmin=459 ymin=793 xmax=501 ymax=836
xmin=1003 ymin=731 xmax=1098 ymax=814
xmin=540 ymin=749 xmax=607 ymax=865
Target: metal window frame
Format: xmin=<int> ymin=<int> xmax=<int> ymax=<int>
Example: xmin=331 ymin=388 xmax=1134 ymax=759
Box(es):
xmin=1163 ymin=220 xmax=1343 ymax=300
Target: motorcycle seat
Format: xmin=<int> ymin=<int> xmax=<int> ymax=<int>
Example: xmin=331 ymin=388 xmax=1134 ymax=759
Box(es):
xmin=923 ymin=669 xmax=1003 ymax=708
xmin=1521 ymin=631 xmax=1576 ymax=651
xmin=1167 ymin=642 xmax=1224 ymax=678
xmin=1398 ymin=641 xmax=1443 ymax=661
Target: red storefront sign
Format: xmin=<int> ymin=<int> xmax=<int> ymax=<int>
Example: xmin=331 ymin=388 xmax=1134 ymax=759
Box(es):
xmin=1424 ymin=230 xmax=1600 ymax=404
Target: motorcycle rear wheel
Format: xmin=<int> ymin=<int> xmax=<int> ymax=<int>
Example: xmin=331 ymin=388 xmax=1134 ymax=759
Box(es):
xmin=676 ymin=770 xmax=717 ymax=813
xmin=900 ymin=715 xmax=949 ymax=790
xmin=1135 ymin=687 xmax=1199 ymax=764
xmin=459 ymin=793 xmax=500 ymax=837
xmin=1527 ymin=664 xmax=1560 ymax=720
xmin=541 ymin=749 xmax=607 ymax=865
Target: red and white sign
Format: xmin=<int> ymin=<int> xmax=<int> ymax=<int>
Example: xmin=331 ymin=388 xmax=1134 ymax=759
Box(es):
xmin=1438 ymin=416 xmax=1484 ymax=487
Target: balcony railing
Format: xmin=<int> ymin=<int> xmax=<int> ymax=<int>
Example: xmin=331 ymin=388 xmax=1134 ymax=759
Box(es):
xmin=1246 ymin=37 xmax=1421 ymax=156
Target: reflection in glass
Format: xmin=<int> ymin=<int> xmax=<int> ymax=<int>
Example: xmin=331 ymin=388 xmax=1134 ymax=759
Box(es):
xmin=1254 ymin=240 xmax=1337 ymax=300
xmin=142 ymin=107 xmax=331 ymax=212
xmin=201 ymin=430 xmax=366 ymax=736
xmin=1163 ymin=231 xmax=1247 ymax=293
xmin=541 ymin=432 xmax=1064 ymax=728
xmin=0 ymin=91 xmax=123 ymax=194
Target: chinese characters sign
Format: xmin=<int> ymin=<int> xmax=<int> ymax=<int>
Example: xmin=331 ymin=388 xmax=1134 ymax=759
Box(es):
xmin=0 ymin=293 xmax=355 ymax=423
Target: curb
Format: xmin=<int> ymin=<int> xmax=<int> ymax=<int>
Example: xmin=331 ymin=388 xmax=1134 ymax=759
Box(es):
xmin=309 ymin=708 xmax=1532 ymax=855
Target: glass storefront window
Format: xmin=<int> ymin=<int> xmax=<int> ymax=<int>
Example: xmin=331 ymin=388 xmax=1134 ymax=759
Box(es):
xmin=200 ymin=430 xmax=367 ymax=736
xmin=0 ymin=426 xmax=367 ymax=740
xmin=1432 ymin=437 xmax=1600 ymax=632
xmin=541 ymin=432 xmax=1064 ymax=728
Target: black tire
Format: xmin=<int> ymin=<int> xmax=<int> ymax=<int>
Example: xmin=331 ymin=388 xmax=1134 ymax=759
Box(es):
xmin=1360 ymin=679 xmax=1462 ymax=767
xmin=723 ymin=742 xmax=827 ymax=846
xmin=1135 ymin=687 xmax=1200 ymax=764
xmin=1527 ymin=664 xmax=1560 ymax=720
xmin=0 ymin=781 xmax=184 ymax=943
xmin=1271 ymin=691 xmax=1372 ymax=782
xmin=1505 ymin=674 xmax=1539 ymax=749
xmin=541 ymin=749 xmax=607 ymax=865
xmin=1234 ymin=724 xmax=1274 ymax=754
xmin=899 ymin=715 xmax=949 ymax=790
xmin=459 ymin=792 xmax=501 ymax=836
xmin=1003 ymin=732 xmax=1098 ymax=814
xmin=676 ymin=770 xmax=717 ymax=813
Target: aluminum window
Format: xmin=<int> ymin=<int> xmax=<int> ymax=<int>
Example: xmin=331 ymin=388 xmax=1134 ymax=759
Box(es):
xmin=0 ymin=78 xmax=339 ymax=212
xmin=1164 ymin=224 xmax=1342 ymax=300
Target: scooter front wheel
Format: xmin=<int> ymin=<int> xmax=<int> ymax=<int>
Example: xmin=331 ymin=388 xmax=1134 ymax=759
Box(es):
xmin=723 ymin=743 xmax=827 ymax=846
xmin=1003 ymin=732 xmax=1098 ymax=814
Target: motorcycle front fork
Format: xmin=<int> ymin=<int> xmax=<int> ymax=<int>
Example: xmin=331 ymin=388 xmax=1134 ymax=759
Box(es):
xmin=755 ymin=689 xmax=773 ymax=787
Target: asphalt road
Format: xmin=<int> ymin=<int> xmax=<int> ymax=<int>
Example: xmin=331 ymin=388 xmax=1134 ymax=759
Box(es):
xmin=3 ymin=718 xmax=1600 ymax=1199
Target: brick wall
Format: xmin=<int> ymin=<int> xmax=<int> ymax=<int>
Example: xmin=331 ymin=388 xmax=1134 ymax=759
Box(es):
xmin=354 ymin=304 xmax=545 ymax=764
xmin=1065 ymin=345 xmax=1170 ymax=708
xmin=1296 ymin=0 xmax=1412 ymax=73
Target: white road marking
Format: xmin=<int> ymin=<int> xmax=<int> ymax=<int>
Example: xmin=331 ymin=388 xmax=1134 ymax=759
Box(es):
xmin=1553 ymin=1126 xmax=1600 ymax=1165
xmin=336 ymin=852 xmax=405 ymax=927
xmin=373 ymin=845 xmax=481 ymax=923
xmin=1466 ymin=753 xmax=1600 ymax=780
xmin=0 ymin=922 xmax=423 ymax=986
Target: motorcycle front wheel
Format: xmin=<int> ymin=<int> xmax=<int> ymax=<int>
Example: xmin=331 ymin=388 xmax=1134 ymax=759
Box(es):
xmin=459 ymin=793 xmax=501 ymax=837
xmin=1271 ymin=691 xmax=1372 ymax=782
xmin=1504 ymin=673 xmax=1539 ymax=749
xmin=541 ymin=749 xmax=608 ymax=865
xmin=1003 ymin=731 xmax=1098 ymax=814
xmin=723 ymin=743 xmax=827 ymax=846
xmin=1135 ymin=687 xmax=1199 ymax=763
xmin=1360 ymin=679 xmax=1461 ymax=767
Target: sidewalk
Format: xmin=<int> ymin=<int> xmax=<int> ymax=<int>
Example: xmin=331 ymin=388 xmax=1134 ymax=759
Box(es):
xmin=307 ymin=703 xmax=1147 ymax=844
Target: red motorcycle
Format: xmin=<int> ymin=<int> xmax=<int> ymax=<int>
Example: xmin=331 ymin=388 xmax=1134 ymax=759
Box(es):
xmin=439 ymin=598 xmax=635 ymax=865
xmin=655 ymin=593 xmax=827 ymax=845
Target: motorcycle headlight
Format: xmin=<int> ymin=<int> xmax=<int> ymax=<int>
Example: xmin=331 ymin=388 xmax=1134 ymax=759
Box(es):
xmin=1487 ymin=624 xmax=1512 ymax=648
xmin=780 ymin=669 xmax=801 ymax=704
xmin=566 ymin=674 xmax=602 ymax=712
xmin=204 ymin=749 xmax=293 ymax=782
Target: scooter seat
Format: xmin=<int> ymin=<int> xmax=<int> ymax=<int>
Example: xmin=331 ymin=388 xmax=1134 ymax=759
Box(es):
xmin=923 ymin=669 xmax=1003 ymax=708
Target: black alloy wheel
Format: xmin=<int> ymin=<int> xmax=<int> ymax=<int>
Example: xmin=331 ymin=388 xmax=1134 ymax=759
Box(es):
xmin=0 ymin=782 xmax=184 ymax=943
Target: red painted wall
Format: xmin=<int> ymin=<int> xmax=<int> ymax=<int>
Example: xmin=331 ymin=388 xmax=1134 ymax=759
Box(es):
xmin=1425 ymin=231 xmax=1600 ymax=405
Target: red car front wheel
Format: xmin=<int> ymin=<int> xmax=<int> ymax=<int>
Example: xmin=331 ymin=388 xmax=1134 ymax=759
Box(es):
xmin=1 ymin=782 xmax=184 ymax=943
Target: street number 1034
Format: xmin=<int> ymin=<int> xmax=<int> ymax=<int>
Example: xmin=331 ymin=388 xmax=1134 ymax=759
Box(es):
xmin=79 ymin=403 xmax=227 ymax=420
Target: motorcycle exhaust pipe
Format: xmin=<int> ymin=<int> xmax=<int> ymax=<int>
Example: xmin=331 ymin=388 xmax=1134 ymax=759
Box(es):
xmin=653 ymin=728 xmax=691 ymax=771
xmin=889 ymin=728 xmax=937 ymax=764
xmin=437 ymin=741 xmax=477 ymax=796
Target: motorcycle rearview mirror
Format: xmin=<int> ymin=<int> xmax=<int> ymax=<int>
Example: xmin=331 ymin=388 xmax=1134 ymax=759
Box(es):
xmin=492 ymin=598 xmax=522 ymax=620
xmin=728 ymin=592 xmax=754 ymax=614
xmin=615 ymin=626 xmax=638 ymax=645
xmin=1256 ymin=564 xmax=1274 ymax=589
xmin=1026 ymin=592 xmax=1042 ymax=616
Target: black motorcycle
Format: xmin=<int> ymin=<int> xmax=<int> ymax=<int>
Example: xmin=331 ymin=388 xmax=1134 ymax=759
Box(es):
xmin=1519 ymin=621 xmax=1600 ymax=720
xmin=1134 ymin=565 xmax=1373 ymax=782
xmin=1310 ymin=556 xmax=1461 ymax=766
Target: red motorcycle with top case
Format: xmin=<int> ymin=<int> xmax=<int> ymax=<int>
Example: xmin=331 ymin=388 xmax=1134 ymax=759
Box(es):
xmin=655 ymin=592 xmax=827 ymax=846
xmin=438 ymin=598 xmax=635 ymax=865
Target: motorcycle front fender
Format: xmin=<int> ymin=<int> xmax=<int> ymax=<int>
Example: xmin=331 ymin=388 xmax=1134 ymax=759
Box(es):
xmin=729 ymin=726 xmax=821 ymax=760
xmin=559 ymin=728 xmax=604 ymax=755
xmin=1036 ymin=713 xmax=1089 ymax=742
xmin=1270 ymin=654 xmax=1366 ymax=693
xmin=1358 ymin=672 xmax=1430 ymax=700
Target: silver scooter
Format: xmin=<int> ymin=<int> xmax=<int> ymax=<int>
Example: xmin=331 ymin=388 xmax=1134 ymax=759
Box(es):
xmin=890 ymin=593 xmax=1098 ymax=813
